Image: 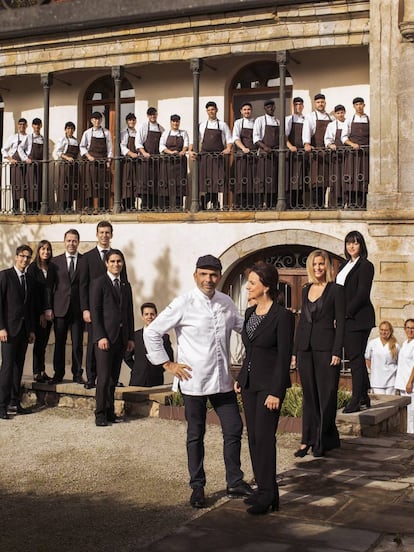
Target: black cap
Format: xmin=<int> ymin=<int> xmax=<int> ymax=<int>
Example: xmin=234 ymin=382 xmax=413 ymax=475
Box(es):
xmin=65 ymin=121 xmax=76 ymax=129
xmin=353 ymin=97 xmax=364 ymax=104
xmin=32 ymin=118 xmax=42 ymax=125
xmin=170 ymin=114 xmax=181 ymax=121
xmin=205 ymin=101 xmax=218 ymax=109
xmin=126 ymin=113 xmax=136 ymax=121
xmin=334 ymin=104 xmax=345 ymax=112
xmin=264 ymin=99 xmax=275 ymax=107
xmin=196 ymin=255 xmax=222 ymax=271
xmin=293 ymin=97 xmax=304 ymax=104
xmin=91 ymin=111 xmax=102 ymax=119
xmin=147 ymin=107 xmax=157 ymax=115
xmin=18 ymin=118 xmax=27 ymax=124
xmin=314 ymin=93 xmax=325 ymax=101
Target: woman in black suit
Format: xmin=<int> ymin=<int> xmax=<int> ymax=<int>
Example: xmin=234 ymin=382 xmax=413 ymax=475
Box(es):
xmin=336 ymin=230 xmax=375 ymax=413
xmin=27 ymin=240 xmax=57 ymax=382
xmin=292 ymin=249 xmax=345 ymax=458
xmin=235 ymin=262 xmax=294 ymax=515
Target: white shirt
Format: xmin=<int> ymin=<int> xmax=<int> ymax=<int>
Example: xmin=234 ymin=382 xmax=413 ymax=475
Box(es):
xmin=336 ymin=258 xmax=359 ymax=286
xmin=79 ymin=127 xmax=113 ymax=158
xmin=395 ymin=339 xmax=414 ymax=391
xmin=159 ymin=129 xmax=190 ymax=153
xmin=365 ymin=337 xmax=399 ymax=388
xmin=120 ymin=128 xmax=137 ymax=156
xmin=53 ymin=136 xmax=79 ymax=160
xmin=253 ymin=114 xmax=280 ymax=144
xmin=285 ymin=114 xmax=306 ymax=138
xmin=232 ymin=117 xmax=255 ymax=143
xmin=144 ymin=286 xmax=243 ymax=396
xmin=324 ymin=119 xmax=347 ymax=147
xmin=302 ymin=111 xmax=332 ymax=144
xmin=18 ymin=133 xmax=44 ymax=161
xmin=198 ymin=119 xmax=232 ymax=147
xmin=1 ymin=133 xmax=28 ymax=160
xmin=341 ymin=114 xmax=370 ymax=144
xmin=135 ymin=122 xmax=165 ymax=150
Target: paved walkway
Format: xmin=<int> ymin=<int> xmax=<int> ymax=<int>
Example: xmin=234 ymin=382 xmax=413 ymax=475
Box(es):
xmin=144 ymin=433 xmax=414 ymax=552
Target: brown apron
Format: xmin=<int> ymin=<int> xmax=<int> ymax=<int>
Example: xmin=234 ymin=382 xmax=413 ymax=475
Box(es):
xmin=329 ymin=123 xmax=346 ymax=205
xmin=257 ymin=120 xmax=279 ymax=196
xmin=58 ymin=142 xmax=80 ymax=207
xmin=310 ymin=113 xmax=331 ymax=189
xmin=345 ymin=116 xmax=370 ymax=193
xmin=199 ymin=122 xmax=226 ymax=194
xmin=25 ymin=138 xmax=43 ymax=204
xmin=137 ymin=124 xmax=162 ymax=198
xmin=234 ymin=120 xmax=256 ymax=204
xmin=122 ymin=131 xmax=138 ymax=200
xmin=11 ymin=135 xmax=25 ymax=201
xmin=84 ymin=134 xmax=109 ymax=203
xmin=286 ymin=120 xmax=305 ymax=194
xmin=160 ymin=132 xmax=187 ymax=203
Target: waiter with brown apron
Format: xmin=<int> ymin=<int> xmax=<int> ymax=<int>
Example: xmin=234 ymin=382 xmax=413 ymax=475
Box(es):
xmin=285 ymin=97 xmax=306 ymax=209
xmin=232 ymin=102 xmax=256 ymax=209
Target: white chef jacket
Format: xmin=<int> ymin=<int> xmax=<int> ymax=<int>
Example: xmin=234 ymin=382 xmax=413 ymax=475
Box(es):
xmin=395 ymin=339 xmax=414 ymax=391
xmin=1 ymin=133 xmax=28 ymax=160
xmin=18 ymin=133 xmax=44 ymax=161
xmin=79 ymin=127 xmax=113 ymax=158
xmin=144 ymin=286 xmax=243 ymax=396
xmin=341 ymin=114 xmax=370 ymax=144
xmin=120 ymin=128 xmax=137 ymax=156
xmin=302 ymin=111 xmax=332 ymax=145
xmin=285 ymin=114 xmax=306 ymax=138
xmin=53 ymin=136 xmax=79 ymax=160
xmin=253 ymin=114 xmax=280 ymax=144
xmin=232 ymin=117 xmax=255 ymax=142
xmin=324 ymin=119 xmax=347 ymax=147
xmin=135 ymin=122 xmax=165 ymax=150
xmin=159 ymin=129 xmax=190 ymax=153
xmin=365 ymin=337 xmax=399 ymax=388
xmin=198 ymin=119 xmax=232 ymax=147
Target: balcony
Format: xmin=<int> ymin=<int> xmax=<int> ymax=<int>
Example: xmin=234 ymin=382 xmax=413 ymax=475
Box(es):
xmin=0 ymin=147 xmax=369 ymax=215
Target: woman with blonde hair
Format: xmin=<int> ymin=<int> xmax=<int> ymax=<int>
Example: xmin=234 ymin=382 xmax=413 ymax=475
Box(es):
xmin=365 ymin=321 xmax=399 ymax=395
xmin=292 ymin=249 xmax=345 ymax=457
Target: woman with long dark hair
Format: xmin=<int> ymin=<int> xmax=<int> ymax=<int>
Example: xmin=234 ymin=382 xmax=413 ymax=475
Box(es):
xmin=234 ymin=261 xmax=294 ymax=515
xmin=336 ymin=230 xmax=375 ymax=413
xmin=292 ymin=249 xmax=345 ymax=458
xmin=27 ymin=240 xmax=57 ymax=382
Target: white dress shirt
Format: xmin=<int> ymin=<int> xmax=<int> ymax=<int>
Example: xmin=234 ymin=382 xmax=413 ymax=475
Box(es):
xmin=341 ymin=114 xmax=370 ymax=144
xmin=144 ymin=286 xmax=243 ymax=396
xmin=232 ymin=117 xmax=255 ymax=143
xmin=302 ymin=111 xmax=332 ymax=145
xmin=18 ymin=133 xmax=44 ymax=161
xmin=135 ymin=122 xmax=165 ymax=150
xmin=79 ymin=127 xmax=113 ymax=158
xmin=365 ymin=337 xmax=399 ymax=389
xmin=285 ymin=114 xmax=306 ymax=138
xmin=53 ymin=136 xmax=79 ymax=160
xmin=120 ymin=128 xmax=137 ymax=156
xmin=336 ymin=258 xmax=359 ymax=286
xmin=324 ymin=119 xmax=347 ymax=147
xmin=252 ymin=114 xmax=280 ymax=144
xmin=198 ymin=120 xmax=233 ymax=146
xmin=1 ymin=133 xmax=28 ymax=160
xmin=159 ymin=129 xmax=190 ymax=153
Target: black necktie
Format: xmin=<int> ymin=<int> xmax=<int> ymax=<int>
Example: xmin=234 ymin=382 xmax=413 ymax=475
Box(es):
xmin=114 ymin=278 xmax=121 ymax=302
xmin=101 ymin=249 xmax=108 ymax=262
xmin=68 ymin=256 xmax=75 ymax=278
xmin=20 ymin=273 xmax=27 ymax=300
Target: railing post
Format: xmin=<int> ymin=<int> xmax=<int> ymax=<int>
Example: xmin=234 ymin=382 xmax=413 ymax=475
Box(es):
xmin=40 ymin=72 xmax=53 ymax=214
xmin=190 ymin=58 xmax=203 ymax=213
xmin=276 ymin=51 xmax=287 ymax=211
xmin=112 ymin=66 xmax=124 ymax=214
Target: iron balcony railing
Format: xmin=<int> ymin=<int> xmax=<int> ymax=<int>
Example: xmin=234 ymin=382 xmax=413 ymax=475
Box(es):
xmin=0 ymin=146 xmax=369 ymax=214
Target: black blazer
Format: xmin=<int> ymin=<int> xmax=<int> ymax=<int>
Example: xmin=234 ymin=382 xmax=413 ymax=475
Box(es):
xmin=337 ymin=258 xmax=375 ymax=331
xmin=0 ymin=267 xmax=35 ymax=337
xmin=90 ymin=274 xmax=134 ymax=346
xmin=80 ymin=247 xmax=128 ymax=312
xmin=237 ymin=302 xmax=294 ymax=398
xmin=294 ymin=282 xmax=345 ymax=357
xmin=27 ymin=261 xmax=57 ymax=315
xmin=51 ymin=253 xmax=83 ymax=318
xmin=125 ymin=328 xmax=174 ymax=386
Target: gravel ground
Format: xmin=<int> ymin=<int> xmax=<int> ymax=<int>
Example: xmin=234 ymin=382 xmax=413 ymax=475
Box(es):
xmin=0 ymin=407 xmax=299 ymax=552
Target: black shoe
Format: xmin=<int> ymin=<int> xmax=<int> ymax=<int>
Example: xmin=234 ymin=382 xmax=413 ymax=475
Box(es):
xmin=84 ymin=381 xmax=96 ymax=390
xmin=244 ymin=492 xmax=259 ymax=506
xmin=107 ymin=413 xmax=122 ymax=423
xmin=48 ymin=377 xmax=63 ymax=385
xmin=16 ymin=405 xmax=33 ymax=415
xmin=7 ymin=404 xmax=17 ymax=413
xmin=343 ymin=402 xmax=361 ymax=414
xmin=360 ymin=396 xmax=371 ymax=409
xmin=247 ymin=497 xmax=279 ymax=515
xmin=0 ymin=411 xmax=9 ymax=420
xmin=294 ymin=445 xmax=311 ymax=458
xmin=95 ymin=417 xmax=108 ymax=427
xmin=312 ymin=449 xmax=324 ymax=458
xmin=190 ymin=487 xmax=206 ymax=509
xmin=226 ymin=480 xmax=254 ymax=499
xmin=73 ymin=375 xmax=85 ymax=384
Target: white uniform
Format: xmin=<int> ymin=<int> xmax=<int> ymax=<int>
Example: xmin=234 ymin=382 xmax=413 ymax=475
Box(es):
xmin=198 ymin=120 xmax=232 ymax=147
xmin=324 ymin=120 xmax=347 ymax=147
xmin=1 ymin=133 xmax=27 ymax=160
xmin=159 ymin=129 xmax=190 ymax=153
xmin=395 ymin=338 xmax=414 ymax=433
xmin=365 ymin=337 xmax=399 ymax=394
xmin=253 ymin=114 xmax=280 ymax=144
xmin=53 ymin=136 xmax=79 ymax=160
xmin=79 ymin=127 xmax=113 ymax=158
xmin=120 ymin=128 xmax=137 ymax=156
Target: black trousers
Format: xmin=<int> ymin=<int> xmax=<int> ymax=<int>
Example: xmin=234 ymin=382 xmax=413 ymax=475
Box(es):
xmin=94 ymin=335 xmax=124 ymax=420
xmin=32 ymin=319 xmax=52 ymax=375
xmin=182 ymin=391 xmax=243 ymax=489
xmin=344 ymin=328 xmax=371 ymax=404
xmin=241 ymin=388 xmax=280 ymax=502
xmin=53 ymin=308 xmax=84 ymax=380
xmin=0 ymin=327 xmax=29 ymax=412
xmin=85 ymin=322 xmax=97 ymax=383
xmin=298 ymin=349 xmax=340 ymax=454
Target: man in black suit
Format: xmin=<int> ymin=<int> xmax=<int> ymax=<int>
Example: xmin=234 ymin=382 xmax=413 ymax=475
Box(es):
xmin=49 ymin=229 xmax=84 ymax=384
xmin=0 ymin=245 xmax=35 ymax=419
xmin=80 ymin=220 xmax=128 ymax=389
xmin=90 ymin=250 xmax=134 ymax=426
xmin=125 ymin=302 xmax=173 ymax=386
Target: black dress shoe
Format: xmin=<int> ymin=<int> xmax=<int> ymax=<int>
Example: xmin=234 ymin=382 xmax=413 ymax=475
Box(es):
xmin=95 ymin=418 xmax=108 ymax=427
xmin=73 ymin=376 xmax=85 ymax=384
xmin=226 ymin=480 xmax=254 ymax=498
xmin=294 ymin=444 xmax=311 ymax=458
xmin=343 ymin=402 xmax=361 ymax=414
xmin=360 ymin=396 xmax=371 ymax=409
xmin=16 ymin=405 xmax=33 ymax=415
xmin=48 ymin=377 xmax=63 ymax=385
xmin=247 ymin=497 xmax=279 ymax=515
xmin=190 ymin=487 xmax=206 ymax=508
xmin=107 ymin=414 xmax=122 ymax=423
xmin=84 ymin=381 xmax=96 ymax=390
xmin=0 ymin=411 xmax=9 ymax=420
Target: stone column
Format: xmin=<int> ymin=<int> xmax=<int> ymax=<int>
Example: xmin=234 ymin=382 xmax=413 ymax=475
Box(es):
xmin=276 ymin=50 xmax=286 ymax=212
xmin=112 ymin=65 xmax=124 ymax=214
xmin=40 ymin=72 xmax=53 ymax=214
xmin=190 ymin=58 xmax=203 ymax=213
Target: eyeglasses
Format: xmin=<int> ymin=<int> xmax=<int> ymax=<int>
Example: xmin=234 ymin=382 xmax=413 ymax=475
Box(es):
xmin=18 ymin=254 xmax=31 ymax=260
xmin=405 ymin=327 xmax=414 ymax=331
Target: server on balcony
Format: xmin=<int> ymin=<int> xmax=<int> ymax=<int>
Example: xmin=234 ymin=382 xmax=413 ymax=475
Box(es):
xmin=135 ymin=107 xmax=165 ymax=210
xmin=53 ymin=122 xmax=81 ymax=212
xmin=80 ymin=112 xmax=113 ymax=213
xmin=120 ymin=113 xmax=139 ymax=211
xmin=324 ymin=105 xmax=348 ymax=208
xmin=342 ymin=97 xmax=370 ymax=208
xmin=285 ymin=97 xmax=306 ymax=208
xmin=18 ymin=117 xmax=44 ymax=213
xmin=194 ymin=101 xmax=232 ymax=210
xmin=1 ymin=118 xmax=28 ymax=213
xmin=159 ymin=114 xmax=189 ymax=210
xmin=303 ymin=94 xmax=332 ymax=208
xmin=253 ymin=99 xmax=280 ymax=209
xmin=232 ymin=102 xmax=256 ymax=209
